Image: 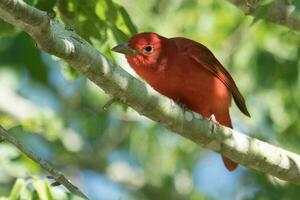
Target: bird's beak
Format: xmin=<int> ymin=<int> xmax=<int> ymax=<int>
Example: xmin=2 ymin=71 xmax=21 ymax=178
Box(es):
xmin=112 ymin=43 xmax=137 ymax=56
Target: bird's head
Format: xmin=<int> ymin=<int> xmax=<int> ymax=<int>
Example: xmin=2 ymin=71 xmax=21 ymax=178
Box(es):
xmin=112 ymin=32 xmax=168 ymax=69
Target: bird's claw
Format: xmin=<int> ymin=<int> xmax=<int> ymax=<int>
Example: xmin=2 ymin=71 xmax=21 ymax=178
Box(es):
xmin=208 ymin=114 xmax=219 ymax=134
xmin=208 ymin=114 xmax=218 ymax=124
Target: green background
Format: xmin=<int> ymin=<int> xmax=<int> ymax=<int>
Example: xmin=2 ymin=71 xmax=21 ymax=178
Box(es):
xmin=0 ymin=0 xmax=300 ymax=199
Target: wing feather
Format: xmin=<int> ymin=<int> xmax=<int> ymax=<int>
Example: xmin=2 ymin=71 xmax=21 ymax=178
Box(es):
xmin=186 ymin=42 xmax=250 ymax=117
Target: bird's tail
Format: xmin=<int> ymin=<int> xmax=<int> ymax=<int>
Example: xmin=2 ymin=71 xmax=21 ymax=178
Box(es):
xmin=222 ymin=155 xmax=238 ymax=171
xmin=215 ymin=111 xmax=238 ymax=171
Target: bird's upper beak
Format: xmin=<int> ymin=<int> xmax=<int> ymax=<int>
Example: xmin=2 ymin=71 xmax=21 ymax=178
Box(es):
xmin=112 ymin=43 xmax=137 ymax=55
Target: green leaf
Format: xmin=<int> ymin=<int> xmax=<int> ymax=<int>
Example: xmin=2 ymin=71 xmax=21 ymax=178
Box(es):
xmin=80 ymin=19 xmax=104 ymax=42
xmin=44 ymin=182 xmax=55 ymax=200
xmin=32 ymin=178 xmax=54 ymax=200
xmin=105 ymin=0 xmax=118 ymax=23
xmin=118 ymin=6 xmax=138 ymax=35
xmin=95 ymin=0 xmax=107 ymax=20
xmin=95 ymin=0 xmax=117 ymax=22
xmin=8 ymin=179 xmax=26 ymax=200
xmin=19 ymin=183 xmax=33 ymax=200
xmin=111 ymin=26 xmax=130 ymax=43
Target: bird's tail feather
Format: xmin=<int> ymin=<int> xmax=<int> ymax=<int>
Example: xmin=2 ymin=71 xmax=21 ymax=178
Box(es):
xmin=222 ymin=155 xmax=238 ymax=171
xmin=216 ymin=111 xmax=238 ymax=171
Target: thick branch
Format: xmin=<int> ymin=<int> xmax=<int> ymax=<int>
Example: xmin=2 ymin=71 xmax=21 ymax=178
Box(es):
xmin=226 ymin=0 xmax=300 ymax=32
xmin=0 ymin=126 xmax=88 ymax=199
xmin=1 ymin=0 xmax=300 ymax=186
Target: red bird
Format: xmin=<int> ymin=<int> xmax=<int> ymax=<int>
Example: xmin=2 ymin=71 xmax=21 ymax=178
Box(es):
xmin=112 ymin=32 xmax=250 ymax=171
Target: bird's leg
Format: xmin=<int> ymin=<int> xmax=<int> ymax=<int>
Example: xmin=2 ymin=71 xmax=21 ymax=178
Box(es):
xmin=208 ymin=114 xmax=219 ymax=134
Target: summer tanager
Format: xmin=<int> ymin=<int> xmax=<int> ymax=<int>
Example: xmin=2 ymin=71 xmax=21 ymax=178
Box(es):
xmin=112 ymin=32 xmax=250 ymax=171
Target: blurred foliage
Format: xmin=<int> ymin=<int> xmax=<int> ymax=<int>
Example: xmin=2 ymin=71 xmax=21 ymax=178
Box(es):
xmin=0 ymin=0 xmax=300 ymax=199
xmin=0 ymin=177 xmax=81 ymax=200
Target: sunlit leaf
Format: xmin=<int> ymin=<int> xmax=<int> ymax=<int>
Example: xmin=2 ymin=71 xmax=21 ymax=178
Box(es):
xmin=8 ymin=179 xmax=26 ymax=200
xmin=111 ymin=25 xmax=130 ymax=43
xmin=32 ymin=178 xmax=55 ymax=200
xmin=118 ymin=6 xmax=138 ymax=35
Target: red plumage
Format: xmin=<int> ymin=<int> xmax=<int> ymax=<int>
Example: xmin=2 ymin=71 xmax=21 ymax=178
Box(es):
xmin=113 ymin=32 xmax=250 ymax=171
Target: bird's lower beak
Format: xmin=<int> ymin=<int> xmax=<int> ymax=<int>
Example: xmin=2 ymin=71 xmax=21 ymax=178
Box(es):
xmin=112 ymin=44 xmax=137 ymax=55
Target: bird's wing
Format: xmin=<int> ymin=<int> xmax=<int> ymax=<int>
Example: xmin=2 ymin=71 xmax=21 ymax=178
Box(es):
xmin=185 ymin=42 xmax=250 ymax=117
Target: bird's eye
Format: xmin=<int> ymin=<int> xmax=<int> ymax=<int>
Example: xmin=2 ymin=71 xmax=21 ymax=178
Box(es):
xmin=144 ymin=45 xmax=154 ymax=53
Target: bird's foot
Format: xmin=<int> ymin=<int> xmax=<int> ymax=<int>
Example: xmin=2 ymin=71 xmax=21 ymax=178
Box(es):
xmin=208 ymin=114 xmax=219 ymax=134
xmin=208 ymin=114 xmax=218 ymax=124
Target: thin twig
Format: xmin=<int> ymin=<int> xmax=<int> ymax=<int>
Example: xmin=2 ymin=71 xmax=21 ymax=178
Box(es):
xmin=0 ymin=125 xmax=88 ymax=199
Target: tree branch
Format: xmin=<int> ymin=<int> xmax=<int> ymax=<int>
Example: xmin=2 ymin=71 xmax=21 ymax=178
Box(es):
xmin=1 ymin=0 xmax=300 ymax=186
xmin=0 ymin=126 xmax=88 ymax=199
xmin=226 ymin=0 xmax=300 ymax=32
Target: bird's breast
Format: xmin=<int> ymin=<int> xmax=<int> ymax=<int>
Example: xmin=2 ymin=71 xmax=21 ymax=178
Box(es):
xmin=127 ymin=54 xmax=232 ymax=116
xmin=149 ymin=59 xmax=232 ymax=115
